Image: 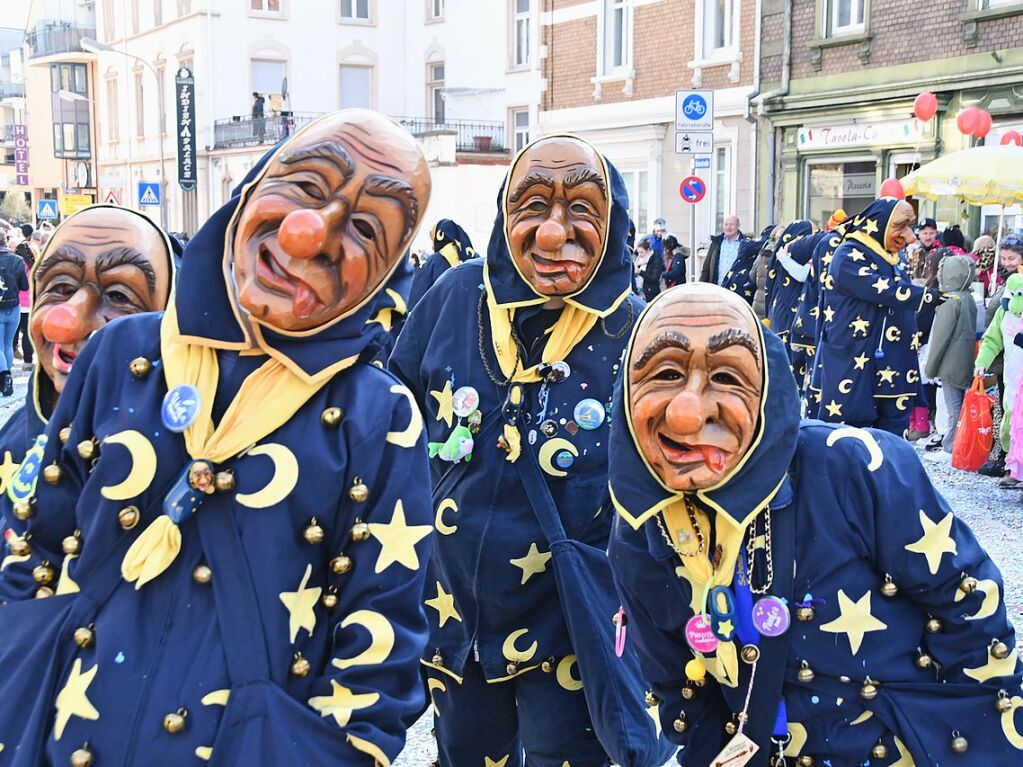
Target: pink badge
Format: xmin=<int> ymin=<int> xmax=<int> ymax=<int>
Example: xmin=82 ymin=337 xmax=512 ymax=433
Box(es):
xmin=685 ymin=614 xmax=720 ymax=654
xmin=614 ymin=607 xmax=627 ymax=658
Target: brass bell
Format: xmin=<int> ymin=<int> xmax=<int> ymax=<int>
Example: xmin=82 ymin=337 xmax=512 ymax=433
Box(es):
xmin=44 ymin=462 xmax=64 ymax=485
xmin=951 ymin=733 xmax=968 ymax=754
xmin=59 ymin=425 xmax=72 ymax=444
xmin=506 ymin=661 xmax=519 ymax=676
xmin=62 ymin=531 xmax=82 ymax=556
xmin=35 ymin=586 xmax=54 ymax=598
xmin=673 ymin=714 xmax=688 ymax=733
xmin=797 ymin=661 xmax=815 ymax=684
xmin=214 ymin=471 xmax=236 ymax=493
xmin=860 ymin=679 xmax=878 ymax=701
xmin=163 ymin=708 xmax=187 ymax=734
xmin=303 ymin=517 xmax=325 ymax=545
xmin=348 ymin=478 xmax=369 ymax=504
xmin=741 ymin=644 xmax=760 ymax=664
xmin=880 ymin=574 xmax=898 ymax=599
xmin=321 ymin=407 xmax=344 ymax=428
xmin=725 ymin=718 xmax=738 ymax=735
xmin=74 ymin=625 xmax=95 ymax=648
xmin=77 ymin=438 xmax=98 ymax=461
xmin=681 ymin=685 xmax=695 ymax=700
xmin=70 ymin=746 xmax=94 ymax=767
xmin=321 ymin=586 xmax=339 ymax=610
xmin=797 ymin=757 xmax=814 ymax=767
xmin=992 ymin=639 xmax=1011 ymax=660
xmin=997 ymin=691 xmax=1013 ymax=713
xmin=129 ymin=356 xmax=152 ymax=378
xmin=330 ymin=554 xmax=353 ymax=575
xmin=796 ymin=605 xmax=815 ymax=622
xmin=350 ymin=519 xmax=371 ymax=543
xmin=926 ymin=618 xmax=943 ymax=634
xmin=915 ymin=651 xmax=934 ymax=670
xmin=872 ymin=740 xmax=888 ymax=759
xmin=541 ymin=657 xmax=554 ymax=674
xmin=118 ymin=506 xmax=141 ymax=530
xmin=8 ymin=534 xmax=30 ymax=556
xmin=33 ymin=561 xmax=55 ymax=585
xmin=431 ymin=651 xmax=444 ymax=667
xmin=192 ymin=564 xmax=212 ymax=584
xmin=959 ymin=575 xmax=978 ymax=595
xmin=13 ymin=498 xmax=35 ymax=520
xmin=644 ymin=690 xmax=659 ymax=707
xmin=291 ymin=652 xmax=311 ymax=678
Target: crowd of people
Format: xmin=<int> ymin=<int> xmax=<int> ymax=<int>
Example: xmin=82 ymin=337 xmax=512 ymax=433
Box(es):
xmin=0 ymin=111 xmax=1020 ymax=767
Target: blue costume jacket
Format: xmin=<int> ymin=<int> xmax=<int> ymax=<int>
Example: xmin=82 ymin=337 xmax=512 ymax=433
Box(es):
xmin=764 ymin=221 xmax=816 ymax=345
xmin=721 ymin=237 xmax=765 ymax=306
xmin=408 ymin=219 xmax=477 ymax=311
xmin=608 ymin=299 xmax=1023 ymax=766
xmin=790 ymin=230 xmax=843 ymax=359
xmin=0 ymin=150 xmax=431 ymax=765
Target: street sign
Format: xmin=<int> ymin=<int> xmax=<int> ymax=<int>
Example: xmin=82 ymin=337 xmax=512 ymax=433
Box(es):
xmin=674 ymin=131 xmax=714 ymax=155
xmin=37 ymin=199 xmax=58 ymax=220
xmin=138 ymin=182 xmax=161 ymax=206
xmin=103 ymin=190 xmax=121 ymax=206
xmin=694 ymin=156 xmax=712 ymax=170
xmin=61 ymin=194 xmax=93 ymax=216
xmin=175 ymin=67 xmax=197 ymax=192
xmin=675 ymin=89 xmax=714 ymax=132
xmin=679 ymin=176 xmax=707 ymax=204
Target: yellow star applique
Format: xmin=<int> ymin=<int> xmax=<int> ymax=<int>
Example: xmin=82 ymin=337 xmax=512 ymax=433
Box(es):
xmin=54 ymin=658 xmax=100 ymax=740
xmin=849 ymin=250 xmax=866 ymax=263
xmin=795 ymin=317 xmax=804 ymax=328
xmin=368 ymin=499 xmax=433 ymax=573
xmin=864 ymin=218 xmax=879 ymax=236
xmin=430 ymin=381 xmax=455 ymax=428
xmin=819 ymin=589 xmax=887 ymax=655
xmin=964 ymin=646 xmax=1019 ymax=682
xmin=813 ymin=390 xmax=822 ymax=404
xmin=425 ymin=581 xmax=462 ymax=627
xmin=904 ymin=510 xmax=958 ymax=575
xmin=510 ymin=542 xmax=552 ymax=585
xmin=872 ymin=277 xmax=891 ymax=294
xmin=877 ymin=367 xmax=897 ymax=385
xmin=485 ymin=757 xmax=510 ymax=767
xmin=853 ymin=353 xmax=870 ymax=371
xmin=849 ymin=316 xmax=870 ymax=337
xmin=823 ymin=252 xmax=835 ymax=265
xmin=717 ymin=619 xmax=735 ymax=639
xmin=279 ymin=563 xmax=321 ymax=644
xmin=367 ymin=289 xmax=407 ymax=332
xmin=0 ymin=450 xmax=18 ymax=495
xmin=825 ymin=400 xmax=843 ymax=418
xmin=822 ymin=306 xmax=836 ymax=323
xmin=308 ymin=680 xmax=380 ymax=727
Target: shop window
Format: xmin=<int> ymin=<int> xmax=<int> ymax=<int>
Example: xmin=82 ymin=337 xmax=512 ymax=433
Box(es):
xmin=805 ymin=160 xmax=876 ymax=229
xmin=511 ymin=0 xmax=530 ymax=69
xmin=713 ymin=146 xmax=731 ymax=233
xmin=826 ymin=0 xmax=865 ymax=36
xmin=511 ymin=107 xmax=529 ymax=153
xmin=622 ymin=170 xmax=649 ymax=235
xmin=602 ymin=0 xmax=630 ymax=73
xmin=339 ymin=65 xmax=372 ymax=109
xmin=340 ymin=0 xmax=370 ymax=21
xmin=427 ymin=62 xmax=445 ymax=123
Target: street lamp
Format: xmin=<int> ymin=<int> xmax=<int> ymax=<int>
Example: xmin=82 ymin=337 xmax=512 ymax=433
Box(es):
xmin=80 ymin=37 xmax=168 ymax=229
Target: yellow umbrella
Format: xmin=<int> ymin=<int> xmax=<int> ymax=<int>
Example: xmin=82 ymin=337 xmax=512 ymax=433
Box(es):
xmin=901 ymin=144 xmax=1023 ymax=206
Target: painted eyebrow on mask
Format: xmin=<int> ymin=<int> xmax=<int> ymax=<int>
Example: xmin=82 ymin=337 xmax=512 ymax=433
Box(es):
xmin=96 ymin=247 xmax=158 ymax=293
xmin=35 ymin=245 xmax=86 ymax=284
xmin=508 ymin=171 xmax=555 ymax=204
xmin=564 ymin=167 xmax=607 ymax=195
xmin=363 ymin=174 xmax=418 ymax=242
xmin=278 ymin=141 xmax=355 ymax=179
xmin=707 ymin=328 xmax=760 ymax=363
xmin=632 ymin=331 xmax=692 ymax=370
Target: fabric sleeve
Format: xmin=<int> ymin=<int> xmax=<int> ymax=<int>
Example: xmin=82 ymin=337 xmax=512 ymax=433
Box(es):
xmin=923 ymin=301 xmax=958 ymax=380
xmin=974 ymin=306 xmax=1005 ymax=371
xmin=831 ymin=251 xmax=925 ymax=310
xmin=15 ymin=261 xmax=28 ymax=292
xmin=777 ymin=249 xmax=811 ymax=283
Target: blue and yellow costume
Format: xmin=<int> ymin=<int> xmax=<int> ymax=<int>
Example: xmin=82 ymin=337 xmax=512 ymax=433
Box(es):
xmin=389 ymin=141 xmax=656 ymax=766
xmin=812 ymin=199 xmax=925 ymax=434
xmin=764 ymin=221 xmax=816 ymax=347
xmin=407 ymin=219 xmax=477 ymax=311
xmin=608 ymin=292 xmax=1023 ymax=766
xmin=721 ymin=237 xmax=767 ymax=306
xmin=773 ymin=230 xmax=827 ymax=385
xmin=790 ymin=230 xmax=844 ymax=396
xmin=0 ymin=147 xmax=432 ymax=765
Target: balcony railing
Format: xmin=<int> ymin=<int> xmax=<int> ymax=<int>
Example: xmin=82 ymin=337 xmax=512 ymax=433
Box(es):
xmin=392 ymin=116 xmax=507 ymax=153
xmin=1 ymin=125 xmax=16 ymax=143
xmin=213 ymin=112 xmax=323 ymax=149
xmin=26 ymin=23 xmax=97 ymax=59
xmin=0 ymin=83 xmax=25 ymax=100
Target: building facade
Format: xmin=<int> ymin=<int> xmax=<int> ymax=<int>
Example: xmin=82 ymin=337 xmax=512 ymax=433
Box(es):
xmin=538 ymin=0 xmax=761 ymax=268
xmin=756 ymin=0 xmax=1023 ymax=236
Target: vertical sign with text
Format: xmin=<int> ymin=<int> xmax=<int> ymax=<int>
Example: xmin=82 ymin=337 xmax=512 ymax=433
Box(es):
xmin=175 ymin=67 xmax=197 ymax=192
xmin=13 ymin=125 xmax=28 ymax=186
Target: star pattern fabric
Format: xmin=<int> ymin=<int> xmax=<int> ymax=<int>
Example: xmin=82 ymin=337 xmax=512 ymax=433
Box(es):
xmin=819 ymin=589 xmax=888 ymax=655
xmin=904 ymin=510 xmax=958 ymax=575
xmin=509 ymin=542 xmax=552 ymax=585
xmin=53 ymin=659 xmax=100 ymax=740
xmin=279 ymin=563 xmax=322 ymax=643
xmin=308 ymin=680 xmax=380 ymax=728
xmin=430 ymin=380 xmax=455 ymax=428
xmin=368 ymin=499 xmax=433 ymax=573
xmin=425 ymin=580 xmax=462 ymax=627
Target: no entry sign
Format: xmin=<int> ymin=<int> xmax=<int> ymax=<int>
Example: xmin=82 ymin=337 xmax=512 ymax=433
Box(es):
xmin=679 ymin=176 xmax=707 ymax=204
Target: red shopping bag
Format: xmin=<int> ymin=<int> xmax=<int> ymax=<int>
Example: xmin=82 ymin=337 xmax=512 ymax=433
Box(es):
xmin=951 ymin=376 xmax=996 ymax=472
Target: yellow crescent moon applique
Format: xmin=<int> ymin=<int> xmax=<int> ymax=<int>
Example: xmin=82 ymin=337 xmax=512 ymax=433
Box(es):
xmin=826 ymin=427 xmax=884 ymax=471
xmin=1001 ymin=695 xmax=1023 ymax=749
xmin=427 ymin=678 xmax=447 ymax=716
xmin=556 ymin=655 xmax=583 ymax=691
xmin=386 ymin=384 xmax=423 ymax=448
xmin=896 ymin=286 xmax=913 ymax=302
xmin=235 ymin=443 xmax=299 ymax=509
xmin=331 ymin=610 xmax=396 ymax=671
xmin=886 ymin=325 xmax=902 ymax=343
xmin=502 ymin=628 xmax=538 ymax=663
xmin=895 ymin=395 xmax=911 ymax=411
xmin=538 ymin=438 xmax=578 ymax=478
xmin=100 ymin=431 xmax=158 ymax=501
xmin=838 ymin=379 xmax=854 ymax=394
xmin=435 ymin=498 xmax=458 ymax=535
xmin=955 ymin=578 xmax=1001 ymax=621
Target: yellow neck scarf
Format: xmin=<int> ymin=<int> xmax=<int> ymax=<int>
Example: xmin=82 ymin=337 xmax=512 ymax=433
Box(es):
xmin=439 ymin=242 xmax=461 ymax=269
xmin=121 ymin=303 xmax=345 ymax=588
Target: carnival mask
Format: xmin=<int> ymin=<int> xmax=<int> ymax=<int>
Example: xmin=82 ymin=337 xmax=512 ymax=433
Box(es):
xmin=231 ymin=109 xmax=430 ymax=332
xmin=31 ymin=207 xmax=172 ymax=396
xmin=628 ymin=285 xmax=763 ymax=491
xmin=505 ymin=136 xmax=609 ymax=296
xmin=885 ymin=200 xmax=917 ymax=254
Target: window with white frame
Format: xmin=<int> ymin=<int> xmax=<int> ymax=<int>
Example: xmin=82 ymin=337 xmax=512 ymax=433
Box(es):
xmin=826 ymin=0 xmax=865 ymax=36
xmin=103 ymin=0 xmax=116 ymax=40
xmin=979 ymin=0 xmax=1017 ymax=7
xmin=512 ymin=0 xmax=530 ymax=68
xmin=512 ymin=108 xmax=529 ymax=153
xmin=340 ymin=0 xmax=370 ymax=21
xmin=106 ymin=76 xmax=119 ymax=141
xmin=603 ymin=0 xmax=629 ymax=72
xmin=713 ymin=146 xmax=731 ymax=233
xmin=134 ymin=71 xmax=145 ymax=137
xmin=251 ymin=0 xmax=281 ymax=12
xmin=428 ymin=0 xmax=444 ymax=19
xmin=339 ymin=65 xmax=372 ymax=109
xmin=702 ymin=0 xmax=734 ymax=54
xmin=251 ymin=59 xmax=286 ymax=97
xmin=621 ymin=170 xmax=649 ymax=235
xmin=427 ymin=62 xmax=445 ymax=123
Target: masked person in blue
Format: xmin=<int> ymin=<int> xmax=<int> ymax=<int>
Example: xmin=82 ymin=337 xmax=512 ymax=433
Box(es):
xmin=722 ymin=227 xmax=772 ymax=307
xmin=794 ymin=226 xmax=846 ymax=408
xmin=390 ymin=135 xmax=668 ymax=767
xmin=608 ymin=282 xmax=1023 ymax=767
xmin=408 ymin=218 xmax=477 ymax=311
xmin=0 ymin=110 xmax=435 ymax=766
xmin=813 ymin=198 xmax=925 ymax=435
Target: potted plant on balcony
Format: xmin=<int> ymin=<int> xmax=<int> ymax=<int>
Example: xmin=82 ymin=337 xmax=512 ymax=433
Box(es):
xmin=472 ymin=135 xmax=493 ymax=152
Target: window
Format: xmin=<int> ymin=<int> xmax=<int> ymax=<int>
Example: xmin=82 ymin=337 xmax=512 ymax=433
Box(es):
xmin=622 ymin=170 xmax=648 ymax=235
xmin=53 ymin=122 xmax=90 ymax=159
xmin=512 ymin=108 xmax=529 ymax=153
xmin=702 ymin=0 xmax=733 ymax=54
xmin=980 ymin=0 xmax=1017 ymax=7
xmin=103 ymin=0 xmax=116 ymax=41
xmin=157 ymin=65 xmax=167 ymax=136
xmin=339 ymin=65 xmax=371 ymax=108
xmin=106 ymin=77 xmax=119 ymax=141
xmin=251 ymin=59 xmax=286 ymax=97
xmin=135 ymin=71 xmax=145 ymax=137
xmin=51 ymin=63 xmax=88 ymax=96
xmin=251 ymin=0 xmax=281 ymax=10
xmin=512 ymin=0 xmax=530 ymax=68
xmin=154 ymin=0 xmax=162 ymax=25
xmin=827 ymin=0 xmax=865 ymax=36
xmin=131 ymin=0 xmax=140 ymax=34
xmin=805 ymin=160 xmax=876 ymax=227
xmin=428 ymin=0 xmax=444 ymax=19
xmin=427 ymin=62 xmax=445 ymax=123
xmin=340 ymin=0 xmax=370 ymax=20
xmin=713 ymin=146 xmax=731 ymax=233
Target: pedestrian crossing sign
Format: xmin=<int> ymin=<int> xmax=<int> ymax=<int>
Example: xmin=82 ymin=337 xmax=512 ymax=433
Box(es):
xmin=137 ymin=182 xmax=161 ymax=206
xmin=36 ymin=199 xmax=58 ymax=220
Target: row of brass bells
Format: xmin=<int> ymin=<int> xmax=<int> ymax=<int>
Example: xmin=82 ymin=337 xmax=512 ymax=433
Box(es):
xmin=541 ymin=657 xmax=555 ymax=674
xmin=8 ymin=533 xmax=30 ymax=556
xmin=797 ymin=661 xmax=815 ymax=684
xmin=321 ymin=586 xmax=339 ymax=609
xmin=351 ymin=519 xmax=371 ymax=543
xmin=644 ymin=690 xmax=659 ymax=707
xmin=951 ymin=733 xmax=968 ymax=754
xmin=880 ymin=574 xmax=898 ymax=598
xmin=860 ymin=678 xmax=878 ymax=701
xmin=44 ymin=462 xmax=64 ymax=485
xmin=330 ymin=554 xmax=353 ymax=574
xmin=959 ymin=575 xmax=979 ymax=595
xmin=348 ymin=478 xmax=369 ymax=504
xmin=74 ymin=624 xmax=95 ymax=649
xmin=303 ymin=517 xmax=325 ymax=545
xmin=33 ymin=561 xmax=55 ymax=585
xmin=321 ymin=407 xmax=344 ymax=428
xmin=13 ymin=498 xmax=35 ymax=520
xmin=872 ymin=740 xmax=888 ymax=759
xmin=119 ymin=506 xmax=141 ymax=530
xmin=991 ymin=638 xmax=1011 ymax=660
xmin=62 ymin=531 xmax=82 ymax=556
xmin=77 ymin=438 xmax=99 ymax=462
xmin=291 ymin=652 xmax=311 ymax=678
xmin=59 ymin=425 xmax=72 ymax=444
xmin=997 ymin=690 xmax=1013 ymax=713
xmin=672 ymin=713 xmax=688 ymax=733
xmin=130 ymin=356 xmax=152 ymax=378
xmin=163 ymin=708 xmax=188 ymax=734
xmin=192 ymin=564 xmax=212 ymax=584
xmin=70 ymin=745 xmax=94 ymax=767
xmin=915 ymin=650 xmax=934 ymax=670
xmin=926 ymin=617 xmax=943 ymax=634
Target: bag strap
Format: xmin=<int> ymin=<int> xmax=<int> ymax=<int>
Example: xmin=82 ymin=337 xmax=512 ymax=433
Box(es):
xmin=512 ymin=443 xmax=569 ymax=546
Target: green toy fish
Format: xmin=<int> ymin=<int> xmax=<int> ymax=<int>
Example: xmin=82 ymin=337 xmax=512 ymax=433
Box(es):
xmin=428 ymin=424 xmax=474 ymax=463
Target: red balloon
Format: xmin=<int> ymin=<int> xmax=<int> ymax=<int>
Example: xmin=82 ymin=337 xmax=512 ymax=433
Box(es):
xmin=957 ymin=107 xmax=981 ymax=136
xmin=973 ymin=109 xmax=992 ymax=139
xmin=914 ymin=92 xmax=938 ymax=122
xmin=879 ymin=177 xmax=905 ymax=200
xmin=1001 ymin=130 xmax=1023 ymax=146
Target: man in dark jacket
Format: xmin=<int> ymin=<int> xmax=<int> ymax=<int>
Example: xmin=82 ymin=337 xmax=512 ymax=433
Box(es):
xmin=0 ymin=232 xmax=29 ymax=396
xmin=700 ymin=214 xmax=744 ymax=285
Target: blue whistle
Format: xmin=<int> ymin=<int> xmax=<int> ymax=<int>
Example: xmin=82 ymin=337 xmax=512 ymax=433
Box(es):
xmin=874 ymin=348 xmax=886 ymax=360
xmin=709 ymin=585 xmax=738 ymax=641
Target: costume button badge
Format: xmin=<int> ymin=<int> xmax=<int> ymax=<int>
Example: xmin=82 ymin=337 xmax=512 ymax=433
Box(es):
xmin=752 ymin=596 xmax=790 ymax=637
xmin=684 ymin=614 xmax=719 ymax=654
xmin=554 ymin=450 xmax=575 ymax=470
xmin=162 ymin=384 xmax=201 ymax=433
xmin=452 ymin=386 xmax=480 ymax=418
xmin=573 ymin=399 xmax=606 ymax=430
xmin=540 ymin=420 xmax=558 ymax=437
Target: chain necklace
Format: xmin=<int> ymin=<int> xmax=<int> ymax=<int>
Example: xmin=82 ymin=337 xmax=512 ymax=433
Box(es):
xmin=655 ymin=498 xmax=706 ymax=558
xmin=600 ymin=299 xmax=635 ymax=340
xmin=744 ymin=508 xmax=774 ymax=595
xmin=477 ymin=290 xmax=525 ymax=386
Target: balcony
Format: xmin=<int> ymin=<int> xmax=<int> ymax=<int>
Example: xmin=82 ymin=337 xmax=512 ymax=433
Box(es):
xmin=0 ymin=83 xmax=25 ymax=100
xmin=26 ymin=23 xmax=97 ymax=60
xmin=1 ymin=125 xmax=15 ymax=143
xmin=393 ymin=116 xmax=507 ymax=154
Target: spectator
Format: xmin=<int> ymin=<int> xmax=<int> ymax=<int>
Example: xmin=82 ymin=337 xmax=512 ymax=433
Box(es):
xmin=974 ymin=234 xmax=1000 ymax=295
xmin=752 ymin=223 xmax=784 ymax=319
xmin=647 ymin=217 xmax=667 ymax=265
xmin=633 ymin=237 xmax=662 ymax=302
xmin=0 ymin=232 xmax=28 ymax=396
xmin=923 ymin=255 xmax=978 ymax=453
xmin=911 ymin=217 xmax=940 ymax=278
xmin=13 ymin=224 xmax=34 ymax=368
xmin=660 ymin=234 xmax=687 ymax=289
xmin=908 ymin=247 xmax=951 ymax=442
xmin=252 ymin=91 xmax=266 ymax=141
xmin=699 ymin=214 xmax=744 ymax=285
xmin=942 ymin=224 xmax=967 ymax=256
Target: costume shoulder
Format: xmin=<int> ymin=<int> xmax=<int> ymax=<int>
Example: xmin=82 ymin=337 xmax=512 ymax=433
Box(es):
xmin=0 ymin=405 xmax=28 ymax=462
xmin=406 ymin=258 xmax=484 ymax=324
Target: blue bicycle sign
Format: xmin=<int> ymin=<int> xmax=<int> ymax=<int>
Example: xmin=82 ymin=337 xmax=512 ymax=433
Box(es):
xmin=675 ymin=90 xmax=714 ymax=132
xmin=682 ymin=95 xmax=707 ymax=119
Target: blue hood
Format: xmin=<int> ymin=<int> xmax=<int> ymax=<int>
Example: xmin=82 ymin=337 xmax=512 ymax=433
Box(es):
xmin=430 ymin=218 xmax=476 ymax=261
